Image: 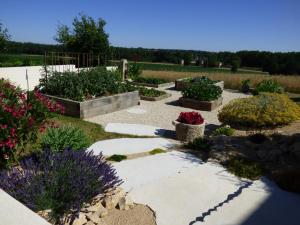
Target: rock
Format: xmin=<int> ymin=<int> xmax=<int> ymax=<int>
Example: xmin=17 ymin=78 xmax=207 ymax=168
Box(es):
xmin=103 ymin=187 xmax=126 ymax=209
xmin=93 ymin=203 xmax=108 ymax=218
xmin=37 ymin=209 xmax=51 ymax=221
xmin=72 ymin=212 xmax=88 ymax=225
xmin=85 ymin=201 xmax=104 ymax=213
xmin=118 ymin=195 xmax=134 ymax=210
xmin=86 ymin=213 xmax=101 ymax=224
xmin=85 ymin=221 xmax=95 ymax=225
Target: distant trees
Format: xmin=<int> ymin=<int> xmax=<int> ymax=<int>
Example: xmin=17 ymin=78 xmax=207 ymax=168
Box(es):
xmin=0 ymin=22 xmax=10 ymax=52
xmin=231 ymin=56 xmax=241 ymax=72
xmin=55 ymin=14 xmax=110 ymax=58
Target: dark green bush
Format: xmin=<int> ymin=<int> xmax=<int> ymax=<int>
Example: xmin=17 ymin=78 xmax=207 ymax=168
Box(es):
xmin=255 ymin=79 xmax=284 ymax=94
xmin=212 ymin=126 xmax=235 ymax=136
xmin=139 ymin=87 xmax=166 ymax=97
xmin=40 ymin=126 xmax=90 ymax=152
xmin=39 ymin=67 xmax=136 ymax=101
xmin=241 ymin=79 xmax=251 ymax=93
xmin=186 ymin=137 xmax=210 ymax=152
xmin=227 ymin=157 xmax=263 ymax=180
xmin=182 ymin=83 xmax=222 ymax=101
xmin=272 ymin=167 xmax=300 ymax=193
xmin=189 ymin=76 xmax=217 ymax=85
xmin=128 ymin=63 xmax=142 ymax=80
xmin=135 ymin=76 xmax=168 ymax=85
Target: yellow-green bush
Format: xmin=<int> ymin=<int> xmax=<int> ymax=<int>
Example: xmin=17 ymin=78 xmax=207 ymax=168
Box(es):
xmin=218 ymin=93 xmax=300 ymax=128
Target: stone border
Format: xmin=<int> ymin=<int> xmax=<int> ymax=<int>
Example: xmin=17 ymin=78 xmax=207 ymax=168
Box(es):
xmin=179 ymin=96 xmax=223 ymax=111
xmin=131 ymin=81 xmax=174 ymax=88
xmin=175 ymin=78 xmax=224 ymax=91
xmin=140 ymin=93 xmax=171 ymax=101
xmin=43 ymin=91 xmax=140 ymax=118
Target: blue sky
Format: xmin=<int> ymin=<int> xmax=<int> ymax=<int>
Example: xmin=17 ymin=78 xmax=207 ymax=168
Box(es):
xmin=0 ymin=0 xmax=299 ymax=52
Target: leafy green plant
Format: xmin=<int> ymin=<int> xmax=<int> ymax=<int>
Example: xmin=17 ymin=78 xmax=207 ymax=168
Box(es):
xmin=255 ymin=79 xmax=284 ymax=94
xmin=218 ymin=93 xmax=300 ymax=128
xmin=227 ymin=157 xmax=263 ymax=180
xmin=107 ymin=154 xmax=127 ymax=162
xmin=189 ymin=76 xmax=217 ymax=85
xmin=272 ymin=167 xmax=300 ymax=194
xmin=182 ymin=83 xmax=222 ymax=101
xmin=134 ymin=76 xmax=168 ymax=85
xmin=128 ymin=63 xmax=142 ymax=80
xmin=139 ymin=87 xmax=166 ymax=97
xmin=40 ymin=126 xmax=90 ymax=152
xmin=241 ymin=79 xmax=251 ymax=93
xmin=186 ymin=137 xmax=210 ymax=151
xmin=212 ymin=126 xmax=235 ymax=136
xmin=149 ymin=148 xmax=166 ymax=155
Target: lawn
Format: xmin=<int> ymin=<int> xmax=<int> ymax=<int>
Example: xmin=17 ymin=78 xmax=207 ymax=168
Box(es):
xmin=0 ymin=54 xmax=44 ymax=67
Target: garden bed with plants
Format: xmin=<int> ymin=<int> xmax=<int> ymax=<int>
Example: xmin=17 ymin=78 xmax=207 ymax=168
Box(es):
xmin=179 ymin=82 xmax=223 ymax=111
xmin=39 ymin=67 xmax=140 ymax=118
xmin=139 ymin=87 xmax=171 ymax=101
xmin=132 ymin=77 xmax=174 ymax=88
xmin=175 ymin=76 xmax=224 ymax=91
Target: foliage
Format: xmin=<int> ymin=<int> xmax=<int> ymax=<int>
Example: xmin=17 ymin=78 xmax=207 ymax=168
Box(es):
xmin=139 ymin=87 xmax=166 ymax=97
xmin=128 ymin=63 xmax=142 ymax=80
xmin=231 ymin=56 xmax=241 ymax=72
xmin=212 ymin=126 xmax=235 ymax=136
xmin=0 ymin=22 xmax=10 ymax=52
xmin=186 ymin=137 xmax=210 ymax=151
xmin=40 ymin=126 xmax=90 ymax=152
xmin=248 ymin=133 xmax=269 ymax=144
xmin=55 ymin=14 xmax=110 ymax=64
xmin=272 ymin=167 xmax=300 ymax=194
xmin=218 ymin=93 xmax=300 ymax=128
xmin=182 ymin=83 xmax=222 ymax=101
xmin=134 ymin=76 xmax=168 ymax=84
xmin=0 ymin=54 xmax=44 ymax=67
xmin=177 ymin=111 xmax=204 ymax=125
xmin=0 ymin=149 xmax=122 ymax=223
xmin=189 ymin=76 xmax=217 ymax=85
xmin=227 ymin=157 xmax=263 ymax=180
xmin=39 ymin=67 xmax=137 ymax=101
xmin=107 ymin=154 xmax=127 ymax=162
xmin=0 ymin=79 xmax=64 ymax=167
xmin=241 ymin=79 xmax=251 ymax=93
xmin=255 ymin=79 xmax=284 ymax=94
xmin=149 ymin=148 xmax=167 ymax=155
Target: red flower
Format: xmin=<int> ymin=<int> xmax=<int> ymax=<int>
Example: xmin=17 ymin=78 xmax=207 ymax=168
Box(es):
xmin=177 ymin=111 xmax=204 ymax=125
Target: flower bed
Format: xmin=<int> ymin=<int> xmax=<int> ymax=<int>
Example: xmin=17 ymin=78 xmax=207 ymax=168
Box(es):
xmin=132 ymin=77 xmax=174 ymax=88
xmin=39 ymin=68 xmax=140 ymax=118
xmin=139 ymin=87 xmax=171 ymax=101
xmin=175 ymin=76 xmax=224 ymax=91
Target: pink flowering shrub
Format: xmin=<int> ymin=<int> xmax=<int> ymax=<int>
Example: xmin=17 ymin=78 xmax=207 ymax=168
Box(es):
xmin=0 ymin=79 xmax=64 ymax=167
xmin=177 ymin=111 xmax=204 ymax=125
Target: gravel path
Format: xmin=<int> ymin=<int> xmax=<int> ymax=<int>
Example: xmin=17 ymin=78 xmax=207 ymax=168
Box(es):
xmin=86 ymin=85 xmax=248 ymax=131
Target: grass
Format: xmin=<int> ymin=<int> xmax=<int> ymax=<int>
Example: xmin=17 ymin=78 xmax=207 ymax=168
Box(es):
xmin=142 ymin=70 xmax=300 ymax=94
xmin=107 ymin=154 xmax=127 ymax=162
xmin=135 ymin=62 xmax=266 ymax=74
xmin=0 ymin=54 xmax=44 ymax=67
xmin=149 ymin=148 xmax=167 ymax=155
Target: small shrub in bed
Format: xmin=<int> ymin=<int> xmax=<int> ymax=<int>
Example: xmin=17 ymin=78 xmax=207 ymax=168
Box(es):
xmin=128 ymin=63 xmax=142 ymax=80
xmin=40 ymin=126 xmax=90 ymax=152
xmin=139 ymin=87 xmax=166 ymax=97
xmin=189 ymin=76 xmax=217 ymax=85
xmin=39 ymin=67 xmax=137 ymax=101
xmin=241 ymin=79 xmax=251 ymax=93
xmin=0 ymin=148 xmax=122 ymax=223
xmin=218 ymin=93 xmax=300 ymax=129
xmin=254 ymin=79 xmax=284 ymax=94
xmin=186 ymin=137 xmax=210 ymax=152
xmin=134 ymin=76 xmax=168 ymax=85
xmin=107 ymin=154 xmax=127 ymax=162
xmin=182 ymin=83 xmax=222 ymax=101
xmin=212 ymin=126 xmax=235 ymax=136
xmin=177 ymin=111 xmax=204 ymax=125
xmin=227 ymin=157 xmax=263 ymax=180
xmin=272 ymin=167 xmax=300 ymax=193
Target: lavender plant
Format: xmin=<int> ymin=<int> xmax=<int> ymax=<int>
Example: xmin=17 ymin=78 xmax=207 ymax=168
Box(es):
xmin=0 ymin=148 xmax=122 ymax=224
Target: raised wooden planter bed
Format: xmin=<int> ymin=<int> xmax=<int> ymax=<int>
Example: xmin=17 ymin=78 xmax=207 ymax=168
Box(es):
xmin=175 ymin=78 xmax=224 ymax=91
xmin=132 ymin=81 xmax=174 ymax=88
xmin=140 ymin=93 xmax=171 ymax=101
xmin=43 ymin=91 xmax=140 ymax=118
xmin=179 ymin=97 xmax=223 ymax=111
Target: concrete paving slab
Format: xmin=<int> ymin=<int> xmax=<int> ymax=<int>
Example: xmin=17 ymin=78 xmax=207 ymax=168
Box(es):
xmin=105 ymin=123 xmax=166 ymax=136
xmin=88 ymin=138 xmax=174 ymax=156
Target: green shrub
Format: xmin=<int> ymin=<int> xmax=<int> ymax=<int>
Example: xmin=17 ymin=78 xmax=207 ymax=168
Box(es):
xmin=128 ymin=63 xmax=142 ymax=80
xmin=149 ymin=148 xmax=167 ymax=155
xmin=272 ymin=167 xmax=300 ymax=193
xmin=107 ymin=154 xmax=127 ymax=162
xmin=40 ymin=126 xmax=90 ymax=152
xmin=189 ymin=76 xmax=217 ymax=85
xmin=139 ymin=87 xmax=166 ymax=97
xmin=255 ymin=79 xmax=284 ymax=94
xmin=212 ymin=126 xmax=235 ymax=136
xmin=182 ymin=83 xmax=222 ymax=101
xmin=218 ymin=93 xmax=300 ymax=128
xmin=227 ymin=157 xmax=263 ymax=180
xmin=39 ymin=67 xmax=137 ymax=101
xmin=241 ymin=79 xmax=251 ymax=93
xmin=135 ymin=76 xmax=167 ymax=84
xmin=186 ymin=137 xmax=210 ymax=151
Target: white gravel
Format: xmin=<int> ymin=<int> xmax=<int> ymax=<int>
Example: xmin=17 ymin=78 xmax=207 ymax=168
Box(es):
xmin=86 ymin=85 xmax=248 ymax=131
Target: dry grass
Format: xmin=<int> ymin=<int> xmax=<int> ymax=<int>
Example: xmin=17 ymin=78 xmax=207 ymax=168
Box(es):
xmin=142 ymin=70 xmax=300 ymax=93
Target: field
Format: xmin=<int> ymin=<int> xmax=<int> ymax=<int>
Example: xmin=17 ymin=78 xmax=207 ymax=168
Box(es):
xmin=142 ymin=70 xmax=300 ymax=94
xmin=0 ymin=54 xmax=44 ymax=67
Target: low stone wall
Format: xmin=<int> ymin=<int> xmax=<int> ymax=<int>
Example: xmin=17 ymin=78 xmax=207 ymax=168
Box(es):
xmin=132 ymin=81 xmax=174 ymax=88
xmin=179 ymin=97 xmax=223 ymax=111
xmin=175 ymin=78 xmax=224 ymax=91
xmin=44 ymin=91 xmax=140 ymax=118
xmin=140 ymin=93 xmax=171 ymax=101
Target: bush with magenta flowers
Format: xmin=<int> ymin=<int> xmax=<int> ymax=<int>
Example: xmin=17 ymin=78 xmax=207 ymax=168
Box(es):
xmin=0 ymin=78 xmax=64 ymax=167
xmin=177 ymin=111 xmax=204 ymax=125
xmin=0 ymin=148 xmax=122 ymax=224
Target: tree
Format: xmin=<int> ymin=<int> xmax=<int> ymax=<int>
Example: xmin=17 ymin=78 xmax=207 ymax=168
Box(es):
xmin=0 ymin=22 xmax=10 ymax=52
xmin=55 ymin=14 xmax=110 ymax=58
xmin=231 ymin=56 xmax=241 ymax=73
